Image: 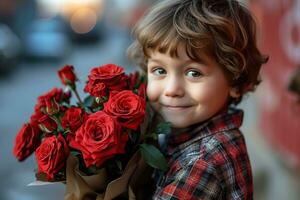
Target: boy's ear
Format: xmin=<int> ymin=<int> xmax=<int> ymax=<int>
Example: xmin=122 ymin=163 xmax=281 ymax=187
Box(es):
xmin=229 ymin=87 xmax=241 ymax=98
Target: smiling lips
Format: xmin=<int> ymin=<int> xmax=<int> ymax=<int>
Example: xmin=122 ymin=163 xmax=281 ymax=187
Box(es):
xmin=160 ymin=103 xmax=192 ymax=110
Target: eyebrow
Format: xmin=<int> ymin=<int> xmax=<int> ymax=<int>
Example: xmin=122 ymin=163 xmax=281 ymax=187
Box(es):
xmin=148 ymin=58 xmax=207 ymax=66
xmin=147 ymin=58 xmax=163 ymax=63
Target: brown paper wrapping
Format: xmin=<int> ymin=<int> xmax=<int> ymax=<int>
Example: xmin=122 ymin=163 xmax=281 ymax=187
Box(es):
xmin=64 ymin=151 xmax=146 ymax=200
xmin=129 ymin=153 xmax=154 ymax=200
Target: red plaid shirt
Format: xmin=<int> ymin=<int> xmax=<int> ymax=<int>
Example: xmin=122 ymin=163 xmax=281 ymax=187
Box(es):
xmin=152 ymin=108 xmax=253 ymax=200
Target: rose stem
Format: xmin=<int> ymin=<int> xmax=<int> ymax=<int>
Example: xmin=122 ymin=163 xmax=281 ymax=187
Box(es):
xmin=72 ymin=87 xmax=83 ymax=106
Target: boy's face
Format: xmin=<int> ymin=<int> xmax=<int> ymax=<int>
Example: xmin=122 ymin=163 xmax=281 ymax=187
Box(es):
xmin=146 ymin=45 xmax=238 ymax=128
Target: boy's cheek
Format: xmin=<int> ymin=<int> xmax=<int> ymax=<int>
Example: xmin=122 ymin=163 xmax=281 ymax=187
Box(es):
xmin=145 ymin=82 xmax=161 ymax=113
xmin=146 ymin=82 xmax=160 ymax=103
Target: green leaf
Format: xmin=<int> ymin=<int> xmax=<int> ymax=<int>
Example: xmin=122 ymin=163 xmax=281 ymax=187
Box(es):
xmin=139 ymin=74 xmax=146 ymax=83
xmin=70 ymin=151 xmax=81 ymax=157
xmin=156 ymin=122 xmax=172 ymax=135
xmin=83 ymin=95 xmax=94 ymax=108
xmin=140 ymin=144 xmax=168 ymax=172
xmin=128 ymin=130 xmax=139 ymax=143
xmin=87 ymin=165 xmax=97 ymax=174
xmin=93 ymin=105 xmax=103 ymax=112
xmin=133 ymin=89 xmax=139 ymax=95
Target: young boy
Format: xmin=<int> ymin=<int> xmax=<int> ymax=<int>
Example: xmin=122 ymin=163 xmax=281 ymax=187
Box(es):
xmin=128 ymin=0 xmax=268 ymax=199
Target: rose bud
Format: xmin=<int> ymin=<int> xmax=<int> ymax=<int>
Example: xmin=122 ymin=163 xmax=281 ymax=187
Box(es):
xmin=58 ymin=65 xmax=77 ymax=87
xmin=45 ymin=98 xmax=60 ymax=115
xmin=38 ymin=115 xmax=58 ymax=133
xmin=30 ymin=110 xmax=45 ymax=131
xmin=35 ymin=88 xmax=63 ymax=113
xmin=13 ymin=123 xmax=41 ymax=161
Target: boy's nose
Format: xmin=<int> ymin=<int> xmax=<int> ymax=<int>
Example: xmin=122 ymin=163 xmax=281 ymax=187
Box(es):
xmin=164 ymin=77 xmax=185 ymax=97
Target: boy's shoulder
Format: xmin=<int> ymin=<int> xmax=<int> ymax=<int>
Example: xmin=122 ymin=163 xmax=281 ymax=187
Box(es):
xmin=175 ymin=128 xmax=247 ymax=168
xmin=168 ymin=108 xmax=248 ymax=168
xmin=155 ymin=111 xmax=253 ymax=200
xmin=201 ymin=129 xmax=248 ymax=164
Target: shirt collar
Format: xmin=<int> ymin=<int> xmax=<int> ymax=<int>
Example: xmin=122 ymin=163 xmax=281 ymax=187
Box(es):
xmin=165 ymin=107 xmax=244 ymax=152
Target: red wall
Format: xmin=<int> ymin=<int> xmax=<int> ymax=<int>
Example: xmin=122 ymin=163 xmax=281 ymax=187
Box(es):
xmin=251 ymin=0 xmax=300 ymax=168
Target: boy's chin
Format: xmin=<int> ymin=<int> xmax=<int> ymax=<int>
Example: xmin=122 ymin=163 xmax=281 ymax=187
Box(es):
xmin=166 ymin=119 xmax=192 ymax=129
xmin=159 ymin=113 xmax=192 ymax=128
xmin=171 ymin=124 xmax=188 ymax=128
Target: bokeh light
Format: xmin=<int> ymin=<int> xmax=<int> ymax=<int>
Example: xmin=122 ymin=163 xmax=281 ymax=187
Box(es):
xmin=70 ymin=8 xmax=97 ymax=34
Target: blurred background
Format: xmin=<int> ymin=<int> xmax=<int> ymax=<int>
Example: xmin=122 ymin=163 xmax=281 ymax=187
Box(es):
xmin=0 ymin=0 xmax=299 ymax=199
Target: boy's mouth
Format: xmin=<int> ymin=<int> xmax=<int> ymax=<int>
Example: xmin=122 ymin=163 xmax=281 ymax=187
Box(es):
xmin=160 ymin=103 xmax=193 ymax=110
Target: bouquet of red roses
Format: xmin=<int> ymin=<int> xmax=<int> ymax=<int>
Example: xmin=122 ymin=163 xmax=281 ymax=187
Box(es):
xmin=13 ymin=64 xmax=169 ymax=200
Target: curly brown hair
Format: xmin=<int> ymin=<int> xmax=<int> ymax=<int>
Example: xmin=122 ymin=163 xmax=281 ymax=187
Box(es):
xmin=128 ymin=0 xmax=268 ymax=104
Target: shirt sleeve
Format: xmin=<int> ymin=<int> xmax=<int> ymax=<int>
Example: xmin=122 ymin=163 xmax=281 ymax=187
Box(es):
xmin=153 ymin=159 xmax=222 ymax=200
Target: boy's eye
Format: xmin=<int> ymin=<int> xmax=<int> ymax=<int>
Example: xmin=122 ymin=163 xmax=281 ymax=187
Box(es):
xmin=152 ymin=68 xmax=166 ymax=76
xmin=185 ymin=70 xmax=202 ymax=78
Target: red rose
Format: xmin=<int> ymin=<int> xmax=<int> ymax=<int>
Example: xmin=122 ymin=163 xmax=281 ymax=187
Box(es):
xmin=61 ymin=107 xmax=87 ymax=132
xmin=84 ymin=64 xmax=128 ymax=97
xmin=104 ymin=90 xmax=145 ymax=130
xmin=84 ymin=82 xmax=107 ymax=97
xmin=38 ymin=114 xmax=58 ymax=133
xmin=35 ymin=88 xmax=64 ymax=113
xmin=30 ymin=110 xmax=45 ymax=130
xmin=137 ymin=83 xmax=146 ymax=99
xmin=35 ymin=134 xmax=69 ymax=180
xmin=45 ymin=98 xmax=60 ymax=115
xmin=63 ymin=89 xmax=72 ymax=101
xmin=70 ymin=111 xmax=128 ymax=167
xmin=58 ymin=65 xmax=77 ymax=86
xmin=13 ymin=123 xmax=41 ymax=161
xmin=59 ymin=105 xmax=68 ymax=113
xmin=65 ymin=132 xmax=75 ymax=144
xmin=128 ymin=72 xmax=146 ymax=98
xmin=128 ymin=71 xmax=139 ymax=90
